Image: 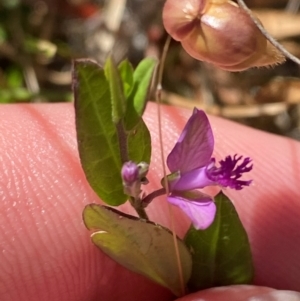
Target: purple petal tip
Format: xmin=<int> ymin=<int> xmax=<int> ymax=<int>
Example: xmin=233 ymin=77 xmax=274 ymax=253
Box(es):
xmin=206 ymin=155 xmax=253 ymax=190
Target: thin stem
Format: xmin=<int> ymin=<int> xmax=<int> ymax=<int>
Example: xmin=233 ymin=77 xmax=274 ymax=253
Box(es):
xmin=237 ymin=0 xmax=300 ymax=66
xmin=129 ymin=197 xmax=149 ymax=220
xmin=141 ymin=187 xmax=166 ymax=207
xmin=156 ymin=35 xmax=186 ymax=297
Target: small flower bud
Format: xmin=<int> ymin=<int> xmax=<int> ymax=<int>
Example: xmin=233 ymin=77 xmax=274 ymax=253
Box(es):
xmin=137 ymin=161 xmax=149 ymax=184
xmin=121 ymin=161 xmax=139 ymax=185
xmin=121 ymin=161 xmax=149 ymax=199
xmin=163 ymin=0 xmax=285 ymax=71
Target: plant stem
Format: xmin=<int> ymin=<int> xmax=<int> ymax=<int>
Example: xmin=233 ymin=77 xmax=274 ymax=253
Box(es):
xmin=129 ymin=196 xmax=149 ymax=220
xmin=141 ymin=187 xmax=166 ymax=207
xmin=156 ymin=35 xmax=186 ymax=297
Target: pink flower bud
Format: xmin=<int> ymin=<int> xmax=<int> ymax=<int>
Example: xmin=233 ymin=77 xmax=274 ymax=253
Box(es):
xmin=121 ymin=161 xmax=139 ymax=185
xmin=162 ymin=0 xmax=285 ymax=71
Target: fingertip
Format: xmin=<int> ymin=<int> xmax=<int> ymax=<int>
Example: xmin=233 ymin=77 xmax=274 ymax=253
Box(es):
xmin=175 ymin=285 xmax=300 ymax=301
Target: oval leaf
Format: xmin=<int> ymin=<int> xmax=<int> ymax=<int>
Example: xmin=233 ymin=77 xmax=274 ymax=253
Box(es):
xmin=83 ymin=204 xmax=192 ymax=296
xmin=184 ymin=192 xmax=254 ymax=291
xmin=127 ymin=118 xmax=151 ymax=163
xmin=124 ymin=57 xmax=157 ymax=130
xmin=118 ymin=59 xmax=134 ymax=98
xmin=73 ymin=59 xmax=126 ymax=206
xmin=104 ymin=56 xmax=126 ymax=123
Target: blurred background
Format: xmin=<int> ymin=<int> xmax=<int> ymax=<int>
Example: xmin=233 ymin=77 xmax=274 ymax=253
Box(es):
xmin=1 ymin=0 xmax=300 ymax=139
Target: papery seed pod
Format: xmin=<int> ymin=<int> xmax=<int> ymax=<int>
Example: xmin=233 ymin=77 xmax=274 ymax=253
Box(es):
xmin=162 ymin=0 xmax=285 ymax=71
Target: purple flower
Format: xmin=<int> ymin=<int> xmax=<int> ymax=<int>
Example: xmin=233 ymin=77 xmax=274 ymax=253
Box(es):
xmin=166 ymin=109 xmax=252 ymax=230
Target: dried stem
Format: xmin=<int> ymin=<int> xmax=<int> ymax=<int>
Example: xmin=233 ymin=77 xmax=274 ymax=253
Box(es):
xmin=101 ymin=0 xmax=127 ymax=56
xmin=237 ymin=0 xmax=300 ymax=66
xmin=155 ymin=35 xmax=186 ymax=297
xmin=285 ymin=0 xmax=300 ymax=13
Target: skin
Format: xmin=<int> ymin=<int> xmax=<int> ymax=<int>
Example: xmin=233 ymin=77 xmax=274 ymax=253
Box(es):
xmin=0 ymin=102 xmax=300 ymax=301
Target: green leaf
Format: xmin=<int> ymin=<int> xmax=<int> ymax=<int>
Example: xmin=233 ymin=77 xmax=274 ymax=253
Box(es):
xmin=83 ymin=204 xmax=192 ymax=296
xmin=1 ymin=0 xmax=20 ymax=9
xmin=73 ymin=59 xmax=126 ymax=206
xmin=12 ymin=87 xmax=31 ymax=100
xmin=24 ymin=38 xmax=57 ymax=58
xmin=131 ymin=57 xmax=157 ymax=115
xmin=7 ymin=67 xmax=23 ymax=88
xmin=0 ymin=25 xmax=7 ymax=44
xmin=117 ymin=58 xmax=152 ymax=164
xmin=118 ymin=59 xmax=134 ymax=98
xmin=124 ymin=57 xmax=157 ymax=130
xmin=127 ymin=118 xmax=151 ymax=163
xmin=184 ymin=192 xmax=253 ymax=291
xmin=0 ymin=89 xmax=12 ymax=103
xmin=104 ymin=56 xmax=126 ymax=123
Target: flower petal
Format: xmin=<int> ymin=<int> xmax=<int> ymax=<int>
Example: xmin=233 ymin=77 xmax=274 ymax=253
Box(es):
xmin=206 ymin=155 xmax=253 ymax=190
xmin=170 ymin=166 xmax=215 ymax=191
xmin=121 ymin=161 xmax=139 ymax=185
xmin=167 ymin=109 xmax=214 ymax=173
xmin=168 ymin=190 xmax=216 ymax=230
